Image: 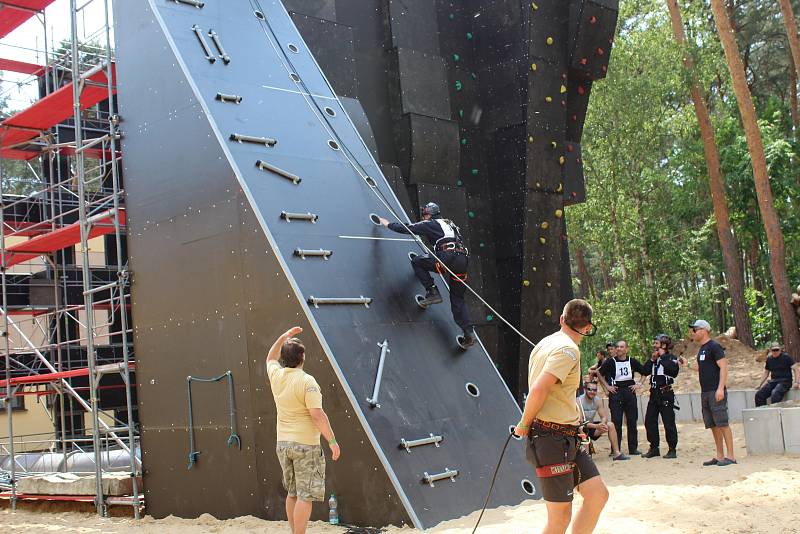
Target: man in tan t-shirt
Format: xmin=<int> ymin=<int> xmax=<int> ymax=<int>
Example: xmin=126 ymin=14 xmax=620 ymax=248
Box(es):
xmin=266 ymin=327 xmax=340 ymax=534
xmin=514 ymin=299 xmax=608 ymax=534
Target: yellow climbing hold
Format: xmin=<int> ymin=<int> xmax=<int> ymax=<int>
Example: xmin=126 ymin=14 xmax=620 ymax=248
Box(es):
xmin=546 ymin=36 xmax=554 ymax=45
xmin=559 ymin=156 xmax=565 ymax=165
xmin=540 ymin=221 xmax=549 ymax=229
xmin=539 ymin=237 xmax=546 ymax=244
xmin=551 ymin=141 xmax=558 ymax=149
xmin=530 ymin=63 xmax=537 ymax=72
xmin=545 ymin=96 xmax=553 ymax=103
xmin=560 ymin=85 xmax=567 ymax=93
xmin=544 ymin=309 xmax=552 ymax=317
xmin=556 ymin=183 xmax=563 ymax=192
xmin=532 ymin=266 xmax=538 ymax=272
xmin=523 ymin=280 xmax=530 ymax=287
xmin=528 ymin=135 xmax=534 ymax=143
xmin=555 ymin=209 xmax=563 ymax=218
xmin=530 ymin=2 xmax=538 ymax=10
xmin=546 ymin=282 xmax=552 ymax=288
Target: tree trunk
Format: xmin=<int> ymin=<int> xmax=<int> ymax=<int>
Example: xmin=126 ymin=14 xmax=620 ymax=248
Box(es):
xmin=666 ymin=0 xmax=755 ymax=347
xmin=575 ymin=247 xmax=596 ymax=300
xmin=599 ymin=253 xmax=612 ymax=292
xmin=790 ymin=56 xmax=799 ymax=131
xmin=710 ymin=0 xmax=800 ymax=359
xmin=780 ymin=0 xmax=800 ymax=86
xmin=609 ymin=202 xmax=628 ymax=281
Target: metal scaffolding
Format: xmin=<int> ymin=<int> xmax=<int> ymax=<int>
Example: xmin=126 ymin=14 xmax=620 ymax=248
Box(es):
xmin=0 ymin=0 xmax=140 ymax=518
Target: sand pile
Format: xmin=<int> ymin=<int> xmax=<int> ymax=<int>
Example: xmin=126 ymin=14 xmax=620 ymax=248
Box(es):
xmin=671 ymin=334 xmax=763 ymax=393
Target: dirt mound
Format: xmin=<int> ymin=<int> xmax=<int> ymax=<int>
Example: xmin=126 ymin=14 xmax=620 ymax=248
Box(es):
xmin=671 ymin=334 xmax=763 ymax=393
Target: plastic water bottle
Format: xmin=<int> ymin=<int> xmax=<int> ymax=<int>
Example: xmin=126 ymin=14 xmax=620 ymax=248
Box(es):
xmin=328 ymin=493 xmax=339 ymax=525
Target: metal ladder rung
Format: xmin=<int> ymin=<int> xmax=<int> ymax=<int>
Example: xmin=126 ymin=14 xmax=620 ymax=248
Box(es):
xmin=307 ymin=296 xmax=372 ymax=308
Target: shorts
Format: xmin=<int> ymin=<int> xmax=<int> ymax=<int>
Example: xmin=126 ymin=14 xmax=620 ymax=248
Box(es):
xmin=586 ymin=426 xmax=602 ymax=441
xmin=701 ymin=389 xmax=729 ymax=429
xmin=276 ymin=441 xmax=326 ymax=501
xmin=526 ymin=429 xmax=600 ymax=503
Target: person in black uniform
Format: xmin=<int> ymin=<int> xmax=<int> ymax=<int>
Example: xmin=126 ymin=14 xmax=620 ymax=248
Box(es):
xmin=378 ymin=202 xmax=476 ymax=346
xmin=642 ymin=334 xmax=680 ymax=459
xmin=597 ymin=339 xmax=645 ymax=455
xmin=755 ymin=343 xmax=799 ymax=406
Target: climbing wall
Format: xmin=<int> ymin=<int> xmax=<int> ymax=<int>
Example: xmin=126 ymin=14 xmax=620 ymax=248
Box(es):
xmin=115 ymin=0 xmax=533 ymax=529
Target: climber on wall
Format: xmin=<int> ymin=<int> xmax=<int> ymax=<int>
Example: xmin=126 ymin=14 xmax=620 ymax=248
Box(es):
xmin=377 ymin=202 xmax=476 ymax=348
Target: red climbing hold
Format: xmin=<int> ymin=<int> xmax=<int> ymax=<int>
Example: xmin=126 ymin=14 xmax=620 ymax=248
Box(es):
xmin=571 ymin=114 xmax=577 ymax=121
xmin=580 ymin=57 xmax=588 ymax=65
xmin=560 ymin=100 xmax=566 ymax=108
xmin=601 ymin=65 xmax=608 ymax=73
xmin=577 ymin=85 xmax=586 ymax=95
xmin=596 ymin=48 xmax=605 ymax=56
xmin=590 ymin=15 xmax=597 ymax=24
xmin=566 ymin=144 xmax=574 ymax=153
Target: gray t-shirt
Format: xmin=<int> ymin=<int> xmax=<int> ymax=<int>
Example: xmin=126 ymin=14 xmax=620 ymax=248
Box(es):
xmin=578 ymin=393 xmax=600 ymax=423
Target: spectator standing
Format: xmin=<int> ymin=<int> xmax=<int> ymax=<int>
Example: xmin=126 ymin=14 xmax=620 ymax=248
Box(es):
xmin=597 ymin=340 xmax=645 ymax=455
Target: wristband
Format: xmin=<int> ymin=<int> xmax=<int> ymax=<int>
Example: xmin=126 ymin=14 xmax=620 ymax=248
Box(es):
xmin=516 ymin=422 xmax=529 ymax=430
xmin=328 ymin=438 xmax=337 ymax=445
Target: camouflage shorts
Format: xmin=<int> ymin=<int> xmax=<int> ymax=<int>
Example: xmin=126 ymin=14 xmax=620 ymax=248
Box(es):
xmin=276 ymin=441 xmax=326 ymax=502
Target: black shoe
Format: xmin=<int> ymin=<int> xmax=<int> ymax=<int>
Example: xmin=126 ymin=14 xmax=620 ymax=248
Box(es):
xmin=664 ymin=449 xmax=677 ymax=459
xmin=461 ymin=328 xmax=477 ymax=348
xmin=717 ymin=458 xmax=737 ymax=466
xmin=629 ymin=449 xmax=642 ymax=456
xmin=612 ymin=453 xmax=630 ymax=461
xmin=419 ymin=287 xmax=443 ymax=306
xmin=643 ymin=448 xmax=660 ymax=458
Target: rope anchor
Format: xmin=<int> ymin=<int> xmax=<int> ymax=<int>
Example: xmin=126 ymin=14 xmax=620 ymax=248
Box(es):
xmin=186 ymin=370 xmax=241 ymax=470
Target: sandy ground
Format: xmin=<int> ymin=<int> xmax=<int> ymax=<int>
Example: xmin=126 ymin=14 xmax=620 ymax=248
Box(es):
xmin=3 ymin=422 xmax=799 ymax=534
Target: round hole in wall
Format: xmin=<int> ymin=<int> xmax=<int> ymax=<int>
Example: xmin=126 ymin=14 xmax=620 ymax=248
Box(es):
xmin=287 ymin=43 xmax=299 ymax=53
xmin=254 ymin=10 xmax=265 ymax=20
xmin=408 ymin=251 xmax=418 ymax=261
xmin=465 ymin=382 xmax=480 ymax=397
xmin=324 ymin=106 xmax=337 ymax=117
xmin=289 ymin=73 xmax=300 ymax=82
xmin=364 ymin=176 xmax=377 ymax=187
xmin=328 ymin=139 xmax=340 ymax=150
xmin=509 ymin=425 xmax=523 ymax=440
xmin=369 ymin=213 xmax=381 ymax=225
xmin=521 ymin=479 xmax=536 ymax=496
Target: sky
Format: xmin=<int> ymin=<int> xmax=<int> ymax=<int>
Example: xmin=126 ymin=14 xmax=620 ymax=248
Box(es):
xmin=0 ymin=0 xmax=111 ymax=111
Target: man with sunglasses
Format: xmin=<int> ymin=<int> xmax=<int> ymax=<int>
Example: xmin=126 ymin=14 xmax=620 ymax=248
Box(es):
xmin=578 ymin=382 xmax=629 ymax=461
xmin=755 ymin=343 xmax=798 ymax=406
xmin=691 ymin=319 xmax=736 ymax=466
xmin=514 ymin=299 xmax=608 ymax=534
xmin=597 ymin=339 xmax=645 ymax=455
xmin=641 ymin=334 xmax=680 ymax=459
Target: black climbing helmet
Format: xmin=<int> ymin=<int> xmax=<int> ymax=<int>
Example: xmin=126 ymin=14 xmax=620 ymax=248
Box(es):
xmin=655 ymin=334 xmax=673 ymax=351
xmin=421 ymin=202 xmax=440 ymax=218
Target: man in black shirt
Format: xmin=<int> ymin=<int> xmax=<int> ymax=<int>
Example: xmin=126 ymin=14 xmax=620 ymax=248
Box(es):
xmin=642 ymin=334 xmax=680 ymax=459
xmin=755 ymin=343 xmax=799 ymax=406
xmin=597 ymin=339 xmax=645 ymax=455
xmin=690 ymin=319 xmax=736 ymax=466
xmin=378 ymin=202 xmax=476 ymax=347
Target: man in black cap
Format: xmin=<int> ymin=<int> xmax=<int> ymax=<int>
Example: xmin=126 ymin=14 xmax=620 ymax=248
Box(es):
xmin=755 ymin=343 xmax=798 ymax=406
xmin=597 ymin=339 xmax=645 ymax=455
xmin=642 ymin=334 xmax=680 ymax=459
xmin=378 ymin=202 xmax=476 ymax=347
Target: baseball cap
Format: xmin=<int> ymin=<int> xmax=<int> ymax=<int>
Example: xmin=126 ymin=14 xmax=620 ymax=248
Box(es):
xmin=770 ymin=343 xmax=781 ymax=350
xmin=689 ymin=319 xmax=711 ymax=331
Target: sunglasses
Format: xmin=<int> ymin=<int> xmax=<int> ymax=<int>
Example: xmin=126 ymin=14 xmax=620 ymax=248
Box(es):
xmin=691 ymin=328 xmax=698 ymax=333
xmin=771 ymin=348 xmax=781 ymax=352
xmin=586 ymin=388 xmax=598 ymax=392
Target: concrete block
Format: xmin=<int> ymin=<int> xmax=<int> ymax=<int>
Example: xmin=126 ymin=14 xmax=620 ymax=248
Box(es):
xmin=727 ymin=389 xmax=748 ymax=423
xmin=674 ymin=393 xmax=694 ymax=422
xmin=17 ymin=472 xmax=140 ymax=496
xmin=742 ymin=407 xmax=785 ymax=455
xmin=690 ymin=392 xmax=703 ymax=423
xmin=786 ymin=389 xmax=800 ymax=402
xmin=745 ymin=389 xmax=756 ymax=409
xmin=780 ymin=407 xmax=800 ymax=454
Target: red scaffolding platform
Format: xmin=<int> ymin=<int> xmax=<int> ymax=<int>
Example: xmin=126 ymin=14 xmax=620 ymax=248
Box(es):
xmin=0 ymin=57 xmax=44 ymax=75
xmin=0 ymin=63 xmax=116 ymax=160
xmin=2 ymin=208 xmax=125 ymax=268
xmin=0 ymin=1 xmax=55 ymax=40
xmin=0 ymin=362 xmax=135 ymax=388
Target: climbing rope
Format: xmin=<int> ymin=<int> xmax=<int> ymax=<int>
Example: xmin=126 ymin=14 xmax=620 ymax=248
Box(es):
xmin=472 ymin=430 xmax=514 ymax=533
xmin=250 ymin=0 xmax=537 ymax=349
xmin=186 ymin=370 xmax=241 ymax=470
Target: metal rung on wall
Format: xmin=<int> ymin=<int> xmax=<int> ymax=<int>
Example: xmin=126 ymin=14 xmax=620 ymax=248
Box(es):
xmin=422 ymin=468 xmax=458 ymax=487
xmin=257 ymin=160 xmax=301 ymax=184
xmin=208 ymin=30 xmax=231 ymax=64
xmin=230 ymin=133 xmax=277 ymax=146
xmin=173 ymin=0 xmax=204 ymax=7
xmin=400 ymin=433 xmax=443 ymax=453
xmin=280 ymin=211 xmax=318 ymax=223
xmin=192 ymin=25 xmax=215 ymax=63
xmin=307 ymin=296 xmax=372 ymax=308
xmin=216 ymin=93 xmax=242 ymax=104
xmin=293 ymin=249 xmax=333 ymax=260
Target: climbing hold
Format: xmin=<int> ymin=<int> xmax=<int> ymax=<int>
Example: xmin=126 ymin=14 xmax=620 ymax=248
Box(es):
xmin=470 ymin=72 xmax=477 ymax=80
xmin=479 ymin=242 xmax=485 ymax=248
xmin=546 ymin=282 xmax=552 ymax=288
xmin=530 ymin=63 xmax=538 ymax=72
xmin=571 ymin=114 xmax=578 ymax=121
xmin=580 ymin=57 xmax=588 ymax=65
xmin=559 ymin=156 xmax=565 ymax=165
xmin=577 ymin=85 xmax=586 ymax=95
xmin=535 ymin=182 xmax=541 ymax=188
xmin=459 ymin=109 xmax=464 ymax=118
xmin=523 ymin=280 xmax=530 ymax=287
xmin=554 ymin=209 xmax=563 ymax=218
xmin=453 ymin=53 xmax=460 ymax=61
xmin=590 ymin=15 xmax=597 ymax=24
xmin=544 ymin=309 xmax=552 ymax=317
xmin=545 ymin=96 xmax=553 ymax=103
xmin=550 ymin=141 xmax=558 ymax=149
xmin=566 ymin=144 xmax=574 ymax=153
xmin=530 ymin=2 xmax=538 ymax=10
xmin=471 ymin=168 xmax=479 ymax=175
xmin=546 ymin=36 xmax=554 ymax=45
xmin=596 ymin=47 xmax=605 ymax=56
xmin=539 ymin=237 xmax=546 ymax=245
xmin=560 ymin=85 xmax=567 ymax=94
xmin=466 ymin=32 xmax=473 ymax=40
xmin=468 ymin=211 xmax=476 ymax=219
xmin=461 ymin=137 xmax=467 ymax=145
xmin=532 ymin=266 xmax=538 ymax=272
xmin=449 ymin=13 xmax=455 ymax=20
xmin=556 ymin=183 xmax=563 ymax=193
xmin=456 ymin=179 xmax=463 ymax=186
xmin=455 ymin=80 xmax=463 ymax=91
xmin=528 ymin=135 xmax=534 ymax=143
xmin=601 ymin=65 xmax=608 ymax=73
xmin=540 ymin=221 xmax=549 ymax=229
xmin=560 ymin=100 xmax=567 ymax=108
xmin=486 ymin=314 xmax=494 ymax=321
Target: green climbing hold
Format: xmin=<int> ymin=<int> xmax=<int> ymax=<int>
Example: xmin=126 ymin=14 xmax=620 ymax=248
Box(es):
xmin=470 ymin=72 xmax=477 ymax=79
xmin=468 ymin=211 xmax=476 ymax=218
xmin=466 ymin=32 xmax=473 ymax=40
xmin=458 ymin=109 xmax=464 ymax=118
xmin=479 ymin=242 xmax=485 ymax=248
xmin=486 ymin=314 xmax=494 ymax=322
xmin=471 ymin=168 xmax=479 ymax=176
xmin=456 ymin=180 xmax=463 ymax=186
xmin=461 ymin=138 xmax=467 ymax=145
xmin=455 ymin=80 xmax=462 ymax=91
xmin=449 ymin=13 xmax=455 ymax=20
xmin=453 ymin=53 xmax=460 ymax=61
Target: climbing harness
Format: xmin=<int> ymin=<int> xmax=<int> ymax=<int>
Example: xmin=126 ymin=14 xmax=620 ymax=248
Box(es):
xmin=186 ymin=370 xmax=241 ymax=469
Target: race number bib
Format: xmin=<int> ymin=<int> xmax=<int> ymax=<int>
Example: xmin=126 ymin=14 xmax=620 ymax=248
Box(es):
xmin=614 ymin=360 xmax=633 ymax=382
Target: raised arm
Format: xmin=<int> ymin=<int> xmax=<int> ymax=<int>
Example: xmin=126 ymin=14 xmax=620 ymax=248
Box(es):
xmin=267 ymin=326 xmax=303 ymax=362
